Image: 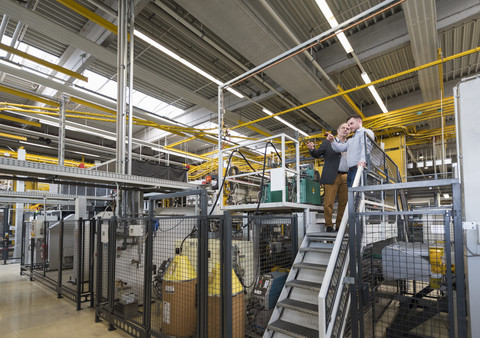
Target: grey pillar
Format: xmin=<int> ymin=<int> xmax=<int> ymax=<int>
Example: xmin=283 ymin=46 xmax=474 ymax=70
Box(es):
xmin=58 ymin=96 xmax=67 ymax=166
xmin=116 ymin=0 xmax=128 ymax=174
xmin=126 ymin=0 xmax=134 ymax=175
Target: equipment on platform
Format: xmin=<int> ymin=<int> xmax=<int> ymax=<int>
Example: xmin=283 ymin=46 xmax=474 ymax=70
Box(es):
xmin=261 ymin=164 xmax=321 ymax=205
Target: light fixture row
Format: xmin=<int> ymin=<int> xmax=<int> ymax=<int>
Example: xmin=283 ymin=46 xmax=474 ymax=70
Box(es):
xmin=315 ymin=0 xmax=388 ymax=113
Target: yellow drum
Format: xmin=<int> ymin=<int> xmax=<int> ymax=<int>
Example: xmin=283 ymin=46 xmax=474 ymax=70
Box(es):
xmin=207 ymin=263 xmax=245 ymax=338
xmin=162 ymin=255 xmax=197 ymax=337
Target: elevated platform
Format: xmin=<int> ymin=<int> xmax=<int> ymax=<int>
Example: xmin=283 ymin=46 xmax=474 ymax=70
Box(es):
xmin=0 ymin=157 xmax=199 ymax=190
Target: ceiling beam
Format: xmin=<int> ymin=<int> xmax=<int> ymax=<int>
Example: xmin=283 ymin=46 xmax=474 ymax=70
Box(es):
xmin=316 ymin=0 xmax=480 ymax=75
xmin=0 ymin=0 xmax=218 ymax=113
xmin=402 ymin=0 xmax=440 ymax=102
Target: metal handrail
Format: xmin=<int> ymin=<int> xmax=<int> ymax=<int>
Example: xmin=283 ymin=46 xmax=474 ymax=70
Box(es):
xmin=318 ymin=166 xmax=364 ymax=337
xmin=318 ymin=132 xmax=403 ymax=337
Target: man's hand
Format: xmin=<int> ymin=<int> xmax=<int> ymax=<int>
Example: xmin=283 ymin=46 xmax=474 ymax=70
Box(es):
xmin=358 ymin=161 xmax=366 ymax=168
xmin=306 ymin=141 xmax=315 ymax=151
xmin=326 ymin=132 xmax=334 ymax=143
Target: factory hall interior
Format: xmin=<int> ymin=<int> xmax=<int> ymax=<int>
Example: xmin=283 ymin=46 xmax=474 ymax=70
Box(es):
xmin=1 ymin=0 xmax=480 ymax=337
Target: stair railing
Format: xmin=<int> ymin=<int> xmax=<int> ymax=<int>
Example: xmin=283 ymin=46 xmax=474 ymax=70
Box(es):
xmin=318 ymin=166 xmax=364 ymax=337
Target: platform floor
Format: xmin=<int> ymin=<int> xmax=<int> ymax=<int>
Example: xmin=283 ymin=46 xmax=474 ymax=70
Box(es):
xmin=0 ymin=263 xmax=128 ymax=338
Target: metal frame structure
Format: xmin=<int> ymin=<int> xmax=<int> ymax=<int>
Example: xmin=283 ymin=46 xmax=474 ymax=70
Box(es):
xmin=1 ymin=207 xmax=11 ymax=264
xmin=20 ymin=217 xmax=95 ymax=310
xmin=348 ymin=179 xmax=466 ymax=338
xmin=219 ymin=133 xmax=310 ymax=211
xmin=94 ymin=187 xmax=298 ymax=337
xmin=0 ymin=157 xmax=197 ymax=190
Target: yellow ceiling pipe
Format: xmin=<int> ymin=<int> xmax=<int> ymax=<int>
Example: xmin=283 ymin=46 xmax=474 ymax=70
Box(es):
xmin=0 ymin=148 xmax=94 ymax=168
xmin=363 ymin=97 xmax=454 ymax=130
xmin=364 ymin=96 xmax=453 ymax=123
xmin=0 ymin=132 xmax=27 ymax=141
xmin=0 ymin=84 xmax=59 ymax=107
xmin=55 ymin=0 xmax=128 ymax=39
xmin=1 ymin=102 xmax=59 ymax=111
xmin=0 ymin=113 xmax=41 ymax=127
xmin=337 ymin=85 xmax=364 ymax=118
xmin=230 ymin=46 xmax=480 ymax=132
xmin=0 ymin=43 xmax=88 ymax=82
xmin=69 ymin=96 xmax=116 ymax=115
xmin=166 ymin=136 xmax=198 ymax=149
xmin=238 ymin=119 xmax=271 ymax=137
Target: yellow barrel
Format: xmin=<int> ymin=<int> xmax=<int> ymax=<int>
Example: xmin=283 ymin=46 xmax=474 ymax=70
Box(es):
xmin=162 ymin=255 xmax=197 ymax=337
xmin=207 ymin=263 xmax=245 ymax=338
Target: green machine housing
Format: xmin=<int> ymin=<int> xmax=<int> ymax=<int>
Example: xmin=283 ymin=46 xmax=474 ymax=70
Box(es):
xmin=262 ymin=167 xmax=322 ymax=205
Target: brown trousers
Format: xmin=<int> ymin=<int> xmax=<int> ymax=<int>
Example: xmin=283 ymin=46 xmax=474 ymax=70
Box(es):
xmin=323 ymin=173 xmax=348 ymax=230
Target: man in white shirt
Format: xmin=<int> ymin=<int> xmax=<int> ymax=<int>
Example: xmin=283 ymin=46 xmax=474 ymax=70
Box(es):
xmin=326 ymin=115 xmax=374 ymax=187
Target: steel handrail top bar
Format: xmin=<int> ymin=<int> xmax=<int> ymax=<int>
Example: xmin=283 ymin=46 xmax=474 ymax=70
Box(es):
xmin=220 ymin=0 xmax=398 ymax=89
xmin=0 ymin=190 xmax=112 ymax=201
xmin=350 ymin=178 xmax=459 ymax=192
xmin=221 ymin=133 xmax=298 ymax=153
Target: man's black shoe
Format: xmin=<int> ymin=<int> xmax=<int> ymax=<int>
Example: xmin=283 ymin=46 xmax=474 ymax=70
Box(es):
xmin=326 ymin=226 xmax=334 ymax=232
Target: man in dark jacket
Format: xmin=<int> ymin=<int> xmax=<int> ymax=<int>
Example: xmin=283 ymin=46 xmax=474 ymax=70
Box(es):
xmin=307 ymin=123 xmax=349 ymax=232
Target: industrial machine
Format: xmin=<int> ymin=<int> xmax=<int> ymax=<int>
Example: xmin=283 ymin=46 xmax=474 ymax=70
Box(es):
xmin=261 ymin=164 xmax=321 ymax=205
xmin=247 ymin=271 xmax=287 ymax=333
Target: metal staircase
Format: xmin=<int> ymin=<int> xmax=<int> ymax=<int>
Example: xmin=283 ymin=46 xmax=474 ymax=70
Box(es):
xmin=264 ymin=168 xmax=364 ymax=338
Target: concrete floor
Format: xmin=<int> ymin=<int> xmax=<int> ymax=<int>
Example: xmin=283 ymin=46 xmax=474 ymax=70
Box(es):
xmin=0 ymin=263 xmax=129 ymax=338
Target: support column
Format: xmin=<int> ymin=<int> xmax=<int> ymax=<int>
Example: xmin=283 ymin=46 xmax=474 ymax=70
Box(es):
xmin=116 ymin=0 xmax=128 ymax=174
xmin=126 ymin=0 xmax=134 ymax=175
xmin=13 ymin=148 xmax=26 ymax=260
xmin=58 ymin=96 xmax=67 ymax=166
xmin=217 ymin=87 xmax=224 ymax=211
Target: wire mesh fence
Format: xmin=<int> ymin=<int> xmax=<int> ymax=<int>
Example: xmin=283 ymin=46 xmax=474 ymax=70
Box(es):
xmin=348 ymin=181 xmax=465 ymax=338
xmin=94 ymin=212 xmax=297 ymax=338
xmin=150 ymin=216 xmax=200 ymax=337
xmin=367 ymin=134 xmax=401 ymax=185
xmin=234 ymin=215 xmax=297 ymax=337
xmin=19 ymin=216 xmax=94 ymax=308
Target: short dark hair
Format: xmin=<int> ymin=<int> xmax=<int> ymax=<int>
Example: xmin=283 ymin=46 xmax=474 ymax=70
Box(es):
xmin=346 ymin=115 xmax=362 ymax=123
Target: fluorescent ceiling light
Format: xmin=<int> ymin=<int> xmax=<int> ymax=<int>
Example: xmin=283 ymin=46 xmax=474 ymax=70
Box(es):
xmin=134 ymin=30 xmax=244 ymax=99
xmin=150 ymin=145 xmax=206 ymax=161
xmin=316 ymin=0 xmax=353 ymax=54
xmin=263 ymin=108 xmax=309 ymax=137
xmin=19 ymin=141 xmax=53 ymax=149
xmin=335 ymin=31 xmax=353 ymax=54
xmin=70 ymin=150 xmax=100 ymax=158
xmin=443 ymin=193 xmax=450 ymax=199
xmin=361 ymin=72 xmax=388 ymax=113
xmin=315 ymin=0 xmax=338 ymax=26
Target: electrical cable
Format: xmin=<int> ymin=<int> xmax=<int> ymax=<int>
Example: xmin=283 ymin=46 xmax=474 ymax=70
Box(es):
xmin=179 ymin=225 xmax=197 ymax=253
xmin=209 ymin=149 xmax=239 ymax=216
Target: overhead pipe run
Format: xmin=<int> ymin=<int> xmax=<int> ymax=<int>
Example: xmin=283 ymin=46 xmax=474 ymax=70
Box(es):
xmin=222 ymin=0 xmax=402 ymax=89
xmin=0 ymin=43 xmax=88 ymax=81
xmin=228 ymin=46 xmax=480 ymax=132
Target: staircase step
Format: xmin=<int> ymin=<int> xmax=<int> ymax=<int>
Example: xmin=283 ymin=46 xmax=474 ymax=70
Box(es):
xmin=268 ymin=320 xmax=319 ymax=338
xmin=307 ymin=232 xmax=338 ymax=241
xmin=307 ymin=231 xmax=337 ymax=237
xmin=300 ymin=244 xmax=334 ymax=253
xmin=285 ymin=279 xmax=321 ymax=291
xmin=293 ymin=262 xmax=327 ymax=271
xmin=278 ymin=298 xmax=319 ymax=315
